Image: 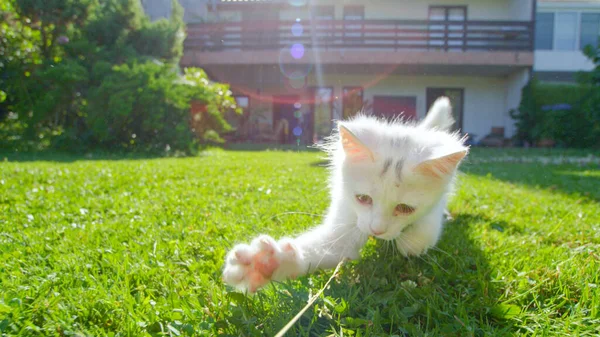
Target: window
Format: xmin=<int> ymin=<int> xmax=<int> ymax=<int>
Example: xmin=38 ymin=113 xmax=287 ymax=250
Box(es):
xmin=555 ymin=12 xmax=577 ymax=50
xmin=343 ymin=6 xmax=364 ymax=42
xmin=426 ymin=88 xmax=463 ymax=132
xmin=580 ymin=13 xmax=600 ymax=50
xmin=224 ymin=95 xmax=250 ymax=129
xmin=234 ymin=96 xmax=250 ymax=109
xmin=272 ymin=95 xmax=300 ymax=144
xmin=343 ymin=5 xmax=364 ymax=21
xmin=311 ymin=5 xmax=334 ymax=20
xmin=312 ymin=87 xmax=333 ymax=141
xmin=342 ymin=87 xmax=363 ymax=119
xmin=428 ymin=6 xmax=466 ymax=50
xmin=535 ymin=13 xmax=554 ymax=50
xmin=311 ymin=6 xmax=334 ymax=42
xmin=241 ymin=10 xmax=279 ymax=47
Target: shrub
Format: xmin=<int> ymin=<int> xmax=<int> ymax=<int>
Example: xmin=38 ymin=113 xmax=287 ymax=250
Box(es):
xmin=511 ymin=79 xmax=598 ymax=148
xmin=1 ymin=0 xmax=239 ymax=153
xmin=83 ymin=63 xmax=237 ymax=152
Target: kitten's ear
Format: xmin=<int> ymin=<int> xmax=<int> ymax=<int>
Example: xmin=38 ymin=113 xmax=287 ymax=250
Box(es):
xmin=414 ymin=148 xmax=468 ymax=178
xmin=339 ymin=124 xmax=374 ymax=162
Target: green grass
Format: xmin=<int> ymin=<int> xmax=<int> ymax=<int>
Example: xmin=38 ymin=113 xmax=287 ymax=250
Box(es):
xmin=0 ymin=148 xmax=599 ymax=336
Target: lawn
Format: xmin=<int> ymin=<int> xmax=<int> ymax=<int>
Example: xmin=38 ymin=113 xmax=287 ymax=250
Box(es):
xmin=0 ymin=148 xmax=599 ymax=336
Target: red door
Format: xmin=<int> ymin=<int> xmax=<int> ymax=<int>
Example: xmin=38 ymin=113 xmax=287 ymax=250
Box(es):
xmin=373 ymin=96 xmax=417 ymax=120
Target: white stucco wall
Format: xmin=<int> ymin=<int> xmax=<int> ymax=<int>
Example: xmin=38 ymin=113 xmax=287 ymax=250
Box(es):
xmin=508 ymin=0 xmax=534 ymax=22
xmin=302 ymin=73 xmax=521 ymax=141
xmin=143 ymin=0 xmax=535 ymax=23
xmin=504 ymin=68 xmax=531 ymax=138
xmin=206 ymin=0 xmax=534 ymax=22
xmin=361 ymin=0 xmax=533 ymax=21
xmin=534 ymin=51 xmax=595 ymax=71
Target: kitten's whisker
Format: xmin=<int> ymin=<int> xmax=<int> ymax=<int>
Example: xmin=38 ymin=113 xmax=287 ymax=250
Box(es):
xmin=270 ymin=212 xmax=323 ymax=220
xmin=428 ymin=246 xmax=457 ymax=262
xmin=314 ymin=226 xmax=355 ymax=268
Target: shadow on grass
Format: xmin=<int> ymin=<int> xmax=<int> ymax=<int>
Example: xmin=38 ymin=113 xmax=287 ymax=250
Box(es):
xmin=0 ymin=142 xmax=319 ymax=163
xmin=312 ymin=212 xmax=514 ymax=335
xmin=463 ymin=161 xmax=600 ymax=203
xmin=222 ymin=213 xmax=516 ymax=336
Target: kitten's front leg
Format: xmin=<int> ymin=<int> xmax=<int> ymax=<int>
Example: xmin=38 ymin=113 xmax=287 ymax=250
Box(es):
xmin=222 ymin=235 xmax=305 ymax=293
xmin=396 ymin=208 xmax=445 ymax=257
xmin=222 ymin=224 xmax=365 ymax=293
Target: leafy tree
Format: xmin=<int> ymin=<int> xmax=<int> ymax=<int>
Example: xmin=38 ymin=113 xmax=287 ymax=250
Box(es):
xmin=0 ymin=0 xmax=42 ymax=118
xmin=578 ymin=43 xmax=600 ymax=147
xmin=511 ymin=42 xmax=600 ymax=148
xmin=1 ymin=0 xmax=238 ymax=152
xmin=510 ymin=79 xmax=540 ymax=145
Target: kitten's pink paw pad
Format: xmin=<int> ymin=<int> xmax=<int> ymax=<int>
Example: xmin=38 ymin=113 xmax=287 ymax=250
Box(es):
xmin=280 ymin=239 xmax=299 ymax=259
xmin=253 ymin=250 xmax=279 ymax=277
xmin=222 ymin=235 xmax=303 ymax=293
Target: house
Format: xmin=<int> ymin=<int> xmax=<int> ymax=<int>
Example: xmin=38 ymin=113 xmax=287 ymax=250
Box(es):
xmin=146 ymin=0 xmax=537 ymax=145
xmin=534 ymin=0 xmax=600 ymax=84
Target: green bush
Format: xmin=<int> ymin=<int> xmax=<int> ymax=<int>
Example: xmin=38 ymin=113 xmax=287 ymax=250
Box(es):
xmin=82 ymin=63 xmax=237 ymax=152
xmin=0 ymin=0 xmax=239 ymax=153
xmin=511 ymin=79 xmax=598 ymax=148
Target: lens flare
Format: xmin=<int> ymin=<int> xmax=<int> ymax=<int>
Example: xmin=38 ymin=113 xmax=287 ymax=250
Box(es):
xmin=290 ymin=43 xmax=305 ymax=59
xmin=293 ymin=126 xmax=303 ymax=136
xmin=294 ymin=102 xmax=302 ymax=109
xmin=287 ymin=76 xmax=307 ymax=90
xmin=278 ymin=45 xmax=314 ymax=80
xmin=291 ymin=23 xmax=303 ymax=37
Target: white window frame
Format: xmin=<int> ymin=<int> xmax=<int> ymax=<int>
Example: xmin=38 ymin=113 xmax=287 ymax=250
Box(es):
xmin=538 ymin=9 xmax=600 ymax=51
xmin=555 ymin=11 xmax=579 ymax=51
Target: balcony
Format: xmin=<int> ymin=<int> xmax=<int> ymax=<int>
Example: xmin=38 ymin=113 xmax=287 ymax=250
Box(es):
xmin=182 ymin=19 xmax=534 ymax=68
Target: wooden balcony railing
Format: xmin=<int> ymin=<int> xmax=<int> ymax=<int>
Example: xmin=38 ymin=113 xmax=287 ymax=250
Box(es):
xmin=185 ymin=19 xmax=533 ymax=52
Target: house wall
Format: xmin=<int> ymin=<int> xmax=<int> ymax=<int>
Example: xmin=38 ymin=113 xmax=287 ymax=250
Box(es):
xmin=259 ymin=73 xmax=517 ymax=141
xmin=504 ymin=68 xmax=531 ymax=138
xmin=534 ymin=51 xmax=595 ymax=72
xmin=216 ymin=0 xmax=533 ymax=22
xmin=232 ymin=83 xmax=316 ymax=134
xmin=508 ymin=0 xmax=534 ymax=22
xmin=141 ymin=0 xmax=212 ymax=22
xmin=357 ymin=0 xmax=532 ymax=21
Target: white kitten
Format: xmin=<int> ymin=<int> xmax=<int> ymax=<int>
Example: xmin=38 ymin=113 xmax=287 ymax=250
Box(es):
xmin=222 ymin=97 xmax=469 ymax=293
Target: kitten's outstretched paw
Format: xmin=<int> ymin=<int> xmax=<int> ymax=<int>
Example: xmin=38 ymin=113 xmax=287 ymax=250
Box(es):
xmin=222 ymin=235 xmax=304 ymax=293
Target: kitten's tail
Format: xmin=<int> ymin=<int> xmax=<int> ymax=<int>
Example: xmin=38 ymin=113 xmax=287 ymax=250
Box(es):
xmin=419 ymin=97 xmax=455 ymax=131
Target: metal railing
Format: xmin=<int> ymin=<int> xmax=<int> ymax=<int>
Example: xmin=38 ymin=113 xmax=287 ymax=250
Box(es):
xmin=185 ymin=19 xmax=534 ymax=52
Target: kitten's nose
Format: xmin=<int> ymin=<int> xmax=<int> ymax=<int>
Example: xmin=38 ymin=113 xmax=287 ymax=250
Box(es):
xmin=369 ymin=224 xmax=386 ymax=236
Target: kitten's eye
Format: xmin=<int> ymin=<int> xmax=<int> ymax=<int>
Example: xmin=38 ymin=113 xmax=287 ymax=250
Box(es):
xmin=394 ymin=203 xmax=415 ymax=216
xmin=355 ymin=194 xmax=372 ymax=205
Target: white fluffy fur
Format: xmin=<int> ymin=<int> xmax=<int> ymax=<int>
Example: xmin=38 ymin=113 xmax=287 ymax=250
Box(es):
xmin=222 ymin=97 xmax=469 ymax=293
